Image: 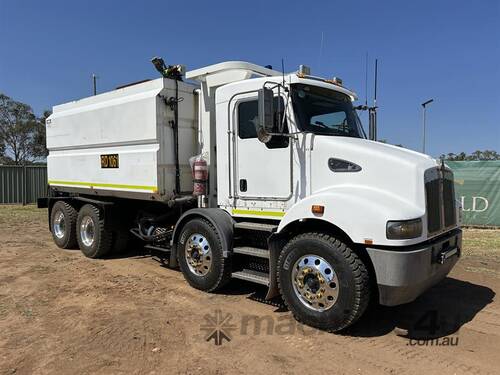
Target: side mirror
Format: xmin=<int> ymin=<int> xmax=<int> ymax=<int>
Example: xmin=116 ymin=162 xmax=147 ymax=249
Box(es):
xmin=256 ymin=87 xmax=274 ymax=143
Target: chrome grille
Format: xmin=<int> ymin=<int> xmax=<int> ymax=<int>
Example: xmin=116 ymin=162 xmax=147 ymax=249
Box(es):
xmin=425 ymin=167 xmax=456 ymax=235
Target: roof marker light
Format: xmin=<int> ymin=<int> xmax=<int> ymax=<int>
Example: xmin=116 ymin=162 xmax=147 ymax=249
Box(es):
xmin=298 ymin=65 xmax=311 ymax=77
xmin=325 ymin=77 xmax=343 ymax=86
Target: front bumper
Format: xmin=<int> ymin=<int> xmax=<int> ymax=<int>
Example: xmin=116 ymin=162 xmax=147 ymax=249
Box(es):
xmin=366 ymin=229 xmax=462 ymax=306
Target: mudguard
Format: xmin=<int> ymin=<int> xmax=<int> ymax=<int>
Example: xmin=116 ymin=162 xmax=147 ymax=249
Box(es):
xmin=170 ymin=208 xmax=235 ymax=267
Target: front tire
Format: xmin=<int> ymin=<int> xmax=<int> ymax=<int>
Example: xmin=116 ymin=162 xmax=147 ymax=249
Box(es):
xmin=177 ymin=218 xmax=231 ymax=292
xmin=278 ymin=232 xmax=370 ymax=331
xmin=76 ymin=204 xmax=112 ymax=258
xmin=50 ymin=201 xmax=78 ymax=249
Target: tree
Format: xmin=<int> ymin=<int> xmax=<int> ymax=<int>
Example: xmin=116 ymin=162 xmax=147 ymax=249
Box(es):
xmin=0 ymin=141 xmax=7 ymax=164
xmin=482 ymin=150 xmax=500 ymax=160
xmin=0 ymin=93 xmax=48 ymax=164
xmin=440 ymin=150 xmax=500 ymax=161
xmin=32 ymin=109 xmax=50 ymax=158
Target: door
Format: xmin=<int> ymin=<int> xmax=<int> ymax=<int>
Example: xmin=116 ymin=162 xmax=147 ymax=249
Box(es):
xmin=233 ymin=96 xmax=292 ymax=200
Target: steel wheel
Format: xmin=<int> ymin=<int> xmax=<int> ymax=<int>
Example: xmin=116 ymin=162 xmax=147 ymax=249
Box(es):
xmin=80 ymin=216 xmax=96 ymax=247
xmin=76 ymin=204 xmax=112 ymax=258
xmin=50 ymin=201 xmax=78 ymax=249
xmin=185 ymin=233 xmax=213 ymax=276
xmin=291 ymin=254 xmax=340 ymax=312
xmin=53 ymin=211 xmax=66 ymax=239
xmin=177 ymin=218 xmax=232 ymax=292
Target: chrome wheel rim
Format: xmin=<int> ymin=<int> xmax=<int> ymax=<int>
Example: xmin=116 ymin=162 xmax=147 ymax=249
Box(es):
xmin=292 ymin=255 xmax=339 ymax=312
xmin=80 ymin=216 xmax=95 ymax=247
xmin=53 ymin=211 xmax=66 ymax=239
xmin=185 ymin=233 xmax=212 ymax=276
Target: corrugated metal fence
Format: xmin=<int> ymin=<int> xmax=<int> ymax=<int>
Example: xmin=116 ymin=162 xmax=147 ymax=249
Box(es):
xmin=0 ymin=166 xmax=48 ymax=204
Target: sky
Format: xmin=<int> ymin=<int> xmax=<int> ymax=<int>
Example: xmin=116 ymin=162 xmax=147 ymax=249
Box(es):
xmin=0 ymin=0 xmax=499 ymax=157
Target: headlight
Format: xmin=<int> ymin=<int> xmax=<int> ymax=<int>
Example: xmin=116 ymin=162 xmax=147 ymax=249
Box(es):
xmin=386 ymin=219 xmax=422 ymax=239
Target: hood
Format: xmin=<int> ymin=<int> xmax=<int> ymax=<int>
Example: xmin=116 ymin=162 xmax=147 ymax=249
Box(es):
xmin=309 ymin=136 xmax=438 ymax=213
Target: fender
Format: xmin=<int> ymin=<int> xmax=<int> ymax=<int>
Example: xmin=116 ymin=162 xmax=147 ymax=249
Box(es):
xmin=278 ymin=186 xmax=425 ymax=246
xmin=170 ymin=208 xmax=235 ymax=267
xmin=43 ymin=196 xmax=114 ymax=231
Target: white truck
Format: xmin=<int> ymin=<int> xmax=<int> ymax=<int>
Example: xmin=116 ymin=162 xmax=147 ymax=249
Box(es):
xmin=38 ymin=59 xmax=461 ymax=331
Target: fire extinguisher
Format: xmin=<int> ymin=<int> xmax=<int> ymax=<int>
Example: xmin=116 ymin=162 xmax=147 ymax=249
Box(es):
xmin=193 ymin=158 xmax=208 ymax=196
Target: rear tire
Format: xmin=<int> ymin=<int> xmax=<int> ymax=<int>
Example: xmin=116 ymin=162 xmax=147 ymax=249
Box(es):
xmin=76 ymin=204 xmax=112 ymax=258
xmin=177 ymin=218 xmax=231 ymax=292
xmin=50 ymin=201 xmax=78 ymax=249
xmin=278 ymin=232 xmax=370 ymax=331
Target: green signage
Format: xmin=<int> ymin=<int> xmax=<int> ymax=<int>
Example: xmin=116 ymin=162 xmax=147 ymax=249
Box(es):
xmin=446 ymin=161 xmax=500 ymax=227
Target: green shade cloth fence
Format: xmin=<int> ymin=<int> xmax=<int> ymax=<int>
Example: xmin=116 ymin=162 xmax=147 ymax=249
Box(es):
xmin=447 ymin=161 xmax=500 ymax=227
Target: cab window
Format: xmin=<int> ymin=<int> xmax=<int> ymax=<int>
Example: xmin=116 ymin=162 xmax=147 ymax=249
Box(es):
xmin=237 ymin=97 xmax=289 ymax=149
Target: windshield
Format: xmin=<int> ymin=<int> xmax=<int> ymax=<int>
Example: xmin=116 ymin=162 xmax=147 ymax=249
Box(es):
xmin=291 ymin=84 xmax=365 ymax=138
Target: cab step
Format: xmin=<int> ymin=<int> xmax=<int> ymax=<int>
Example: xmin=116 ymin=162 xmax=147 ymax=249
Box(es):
xmin=233 ymin=246 xmax=269 ymax=259
xmin=232 ymin=269 xmax=269 ymax=286
xmin=234 ymin=222 xmax=277 ymax=232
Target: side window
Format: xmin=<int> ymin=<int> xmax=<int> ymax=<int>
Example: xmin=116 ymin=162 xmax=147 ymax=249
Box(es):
xmin=238 ymin=100 xmax=258 ymax=139
xmin=237 ymin=97 xmax=289 ymax=149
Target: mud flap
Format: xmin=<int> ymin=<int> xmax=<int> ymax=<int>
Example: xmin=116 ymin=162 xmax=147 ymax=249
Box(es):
xmin=265 ymin=234 xmax=285 ymax=300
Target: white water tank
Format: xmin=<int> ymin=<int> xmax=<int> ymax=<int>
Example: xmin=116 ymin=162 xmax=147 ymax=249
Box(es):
xmin=46 ymin=78 xmax=198 ymax=201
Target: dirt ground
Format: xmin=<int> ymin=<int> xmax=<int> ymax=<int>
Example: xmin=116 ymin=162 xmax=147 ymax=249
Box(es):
xmin=1 ymin=205 xmax=499 ymax=375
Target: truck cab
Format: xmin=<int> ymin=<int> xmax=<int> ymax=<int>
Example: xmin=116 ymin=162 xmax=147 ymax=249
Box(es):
xmin=187 ymin=61 xmax=461 ymax=306
xmin=42 ymin=60 xmax=461 ymax=332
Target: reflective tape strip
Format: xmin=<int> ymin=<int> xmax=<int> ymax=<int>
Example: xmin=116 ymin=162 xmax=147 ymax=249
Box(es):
xmin=48 ymin=180 xmax=157 ymax=192
xmin=232 ymin=208 xmax=285 ymax=217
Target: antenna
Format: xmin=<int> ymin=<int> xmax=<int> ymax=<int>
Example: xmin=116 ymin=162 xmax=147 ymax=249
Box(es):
xmin=318 ymin=31 xmax=324 ymax=72
xmin=281 ymin=58 xmax=285 ymax=87
xmin=373 ymin=58 xmax=378 ymax=107
xmin=368 ymin=58 xmax=379 ymax=141
xmin=355 ymin=57 xmax=379 ymax=141
xmin=364 ymin=52 xmax=368 ymax=107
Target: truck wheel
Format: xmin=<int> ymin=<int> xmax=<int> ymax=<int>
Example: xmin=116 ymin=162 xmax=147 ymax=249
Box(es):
xmin=50 ymin=201 xmax=78 ymax=249
xmin=177 ymin=218 xmax=231 ymax=292
xmin=76 ymin=204 xmax=112 ymax=258
xmin=278 ymin=233 xmax=370 ymax=331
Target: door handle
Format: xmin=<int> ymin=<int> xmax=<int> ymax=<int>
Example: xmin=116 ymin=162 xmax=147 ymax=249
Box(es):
xmin=239 ymin=179 xmax=247 ymax=192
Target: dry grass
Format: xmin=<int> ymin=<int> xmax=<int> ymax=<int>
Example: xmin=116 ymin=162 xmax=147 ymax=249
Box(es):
xmin=462 ymin=228 xmax=500 ymax=257
xmin=0 ymin=204 xmax=46 ymax=225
